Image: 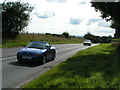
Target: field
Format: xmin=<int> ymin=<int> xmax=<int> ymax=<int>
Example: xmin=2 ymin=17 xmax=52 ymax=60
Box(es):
xmin=23 ymin=43 xmax=120 ymax=88
xmin=2 ymin=33 xmax=84 ymax=48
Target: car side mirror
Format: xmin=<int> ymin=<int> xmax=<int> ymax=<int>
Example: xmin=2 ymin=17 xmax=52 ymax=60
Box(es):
xmin=46 ymin=46 xmax=51 ymax=49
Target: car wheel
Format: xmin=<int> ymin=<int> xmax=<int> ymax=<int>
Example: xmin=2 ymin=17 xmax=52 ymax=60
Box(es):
xmin=51 ymin=53 xmax=56 ymax=60
xmin=42 ymin=55 xmax=46 ymax=64
xmin=18 ymin=59 xmax=22 ymax=63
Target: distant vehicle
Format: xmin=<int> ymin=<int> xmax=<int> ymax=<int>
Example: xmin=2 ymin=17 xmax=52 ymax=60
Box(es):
xmin=83 ymin=40 xmax=91 ymax=46
xmin=17 ymin=41 xmax=56 ymax=64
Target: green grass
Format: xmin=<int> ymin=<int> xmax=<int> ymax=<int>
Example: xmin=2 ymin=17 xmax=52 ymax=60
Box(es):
xmin=23 ymin=43 xmax=120 ymax=88
xmin=2 ymin=33 xmax=84 ymax=48
xmin=0 ymin=44 xmax=2 ymax=48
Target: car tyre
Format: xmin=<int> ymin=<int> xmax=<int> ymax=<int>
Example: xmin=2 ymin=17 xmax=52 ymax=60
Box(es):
xmin=51 ymin=53 xmax=56 ymax=60
xmin=18 ymin=59 xmax=22 ymax=63
xmin=42 ymin=55 xmax=46 ymax=64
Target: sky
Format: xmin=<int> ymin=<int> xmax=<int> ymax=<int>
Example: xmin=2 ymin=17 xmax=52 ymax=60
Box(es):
xmin=1 ymin=0 xmax=115 ymax=36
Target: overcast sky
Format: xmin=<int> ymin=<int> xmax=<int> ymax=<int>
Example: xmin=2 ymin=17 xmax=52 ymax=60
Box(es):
xmin=1 ymin=0 xmax=115 ymax=36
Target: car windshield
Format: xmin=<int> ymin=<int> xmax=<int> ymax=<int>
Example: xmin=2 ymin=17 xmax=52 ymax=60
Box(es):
xmin=26 ymin=42 xmax=46 ymax=49
xmin=85 ymin=40 xmax=91 ymax=42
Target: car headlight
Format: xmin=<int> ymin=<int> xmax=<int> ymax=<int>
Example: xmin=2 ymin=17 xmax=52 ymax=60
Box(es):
xmin=17 ymin=51 xmax=22 ymax=55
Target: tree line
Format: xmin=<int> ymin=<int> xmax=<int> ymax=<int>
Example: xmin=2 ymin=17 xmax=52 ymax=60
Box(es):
xmin=84 ymin=32 xmax=112 ymax=43
xmin=46 ymin=32 xmax=77 ymax=39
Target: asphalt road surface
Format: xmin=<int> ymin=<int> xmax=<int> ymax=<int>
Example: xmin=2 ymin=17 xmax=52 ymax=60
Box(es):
xmin=2 ymin=44 xmax=98 ymax=88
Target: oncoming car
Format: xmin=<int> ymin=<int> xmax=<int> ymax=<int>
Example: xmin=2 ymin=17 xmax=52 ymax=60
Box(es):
xmin=83 ymin=40 xmax=91 ymax=46
xmin=17 ymin=41 xmax=56 ymax=64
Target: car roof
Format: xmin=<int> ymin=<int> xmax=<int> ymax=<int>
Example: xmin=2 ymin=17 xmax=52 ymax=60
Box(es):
xmin=32 ymin=41 xmax=48 ymax=44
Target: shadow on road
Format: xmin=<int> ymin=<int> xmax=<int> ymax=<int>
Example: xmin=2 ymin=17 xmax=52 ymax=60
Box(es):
xmin=9 ymin=61 xmax=42 ymax=67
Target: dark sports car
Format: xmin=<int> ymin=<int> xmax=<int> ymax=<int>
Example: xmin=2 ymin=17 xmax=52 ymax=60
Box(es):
xmin=17 ymin=41 xmax=56 ymax=64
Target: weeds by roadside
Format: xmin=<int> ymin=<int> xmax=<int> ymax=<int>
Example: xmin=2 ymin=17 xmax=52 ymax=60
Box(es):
xmin=2 ymin=33 xmax=84 ymax=48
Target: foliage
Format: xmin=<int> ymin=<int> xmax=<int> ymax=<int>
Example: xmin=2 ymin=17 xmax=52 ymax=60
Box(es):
xmin=91 ymin=2 xmax=120 ymax=38
xmin=46 ymin=33 xmax=79 ymax=39
xmin=62 ymin=32 xmax=69 ymax=38
xmin=84 ymin=32 xmax=112 ymax=43
xmin=2 ymin=1 xmax=33 ymax=39
xmin=101 ymin=36 xmax=112 ymax=43
xmin=84 ymin=32 xmax=95 ymax=41
xmin=23 ymin=44 xmax=120 ymax=88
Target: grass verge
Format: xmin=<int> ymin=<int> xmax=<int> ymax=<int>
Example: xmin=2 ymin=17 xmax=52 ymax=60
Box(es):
xmin=2 ymin=33 xmax=84 ymax=48
xmin=23 ymin=43 xmax=120 ymax=88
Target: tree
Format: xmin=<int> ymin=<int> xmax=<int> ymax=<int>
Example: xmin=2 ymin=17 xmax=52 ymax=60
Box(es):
xmin=93 ymin=36 xmax=102 ymax=43
xmin=62 ymin=32 xmax=69 ymax=38
xmin=91 ymin=2 xmax=120 ymax=38
xmin=2 ymin=1 xmax=33 ymax=39
xmin=84 ymin=32 xmax=94 ymax=41
xmin=101 ymin=36 xmax=112 ymax=43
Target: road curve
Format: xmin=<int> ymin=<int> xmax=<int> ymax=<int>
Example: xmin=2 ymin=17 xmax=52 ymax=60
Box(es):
xmin=2 ymin=44 xmax=98 ymax=88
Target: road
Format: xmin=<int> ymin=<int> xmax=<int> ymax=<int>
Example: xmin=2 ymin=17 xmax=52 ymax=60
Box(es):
xmin=2 ymin=44 xmax=98 ymax=88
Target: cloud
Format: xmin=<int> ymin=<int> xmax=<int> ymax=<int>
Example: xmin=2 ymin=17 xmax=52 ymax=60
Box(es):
xmin=87 ymin=18 xmax=103 ymax=25
xmin=87 ymin=18 xmax=111 ymax=27
xmin=87 ymin=27 xmax=115 ymax=36
xmin=77 ymin=0 xmax=87 ymax=5
xmin=95 ymin=29 xmax=114 ymax=34
xmin=46 ymin=0 xmax=67 ymax=3
xmin=78 ymin=1 xmax=86 ymax=5
xmin=33 ymin=11 xmax=55 ymax=19
xmin=98 ymin=21 xmax=111 ymax=27
xmin=33 ymin=12 xmax=40 ymax=16
xmin=70 ymin=17 xmax=83 ymax=25
xmin=91 ymin=0 xmax=117 ymax=2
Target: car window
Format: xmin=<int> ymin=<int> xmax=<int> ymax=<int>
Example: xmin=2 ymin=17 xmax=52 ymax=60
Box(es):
xmin=26 ymin=42 xmax=46 ymax=49
xmin=85 ymin=40 xmax=91 ymax=42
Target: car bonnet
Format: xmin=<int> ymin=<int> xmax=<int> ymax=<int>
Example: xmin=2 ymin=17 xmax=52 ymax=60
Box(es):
xmin=19 ymin=48 xmax=47 ymax=54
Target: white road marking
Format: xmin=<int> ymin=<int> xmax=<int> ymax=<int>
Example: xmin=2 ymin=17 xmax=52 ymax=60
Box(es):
xmin=0 ymin=56 xmax=16 ymax=61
